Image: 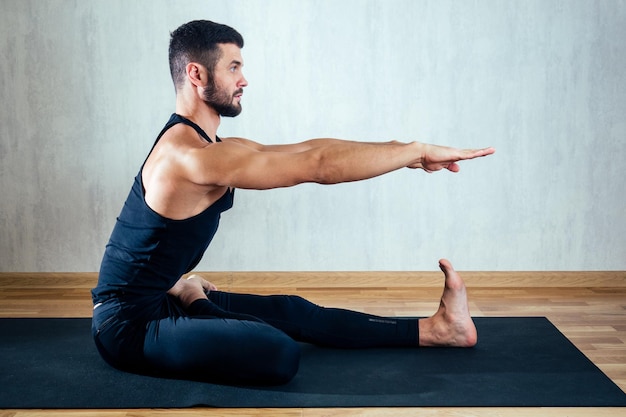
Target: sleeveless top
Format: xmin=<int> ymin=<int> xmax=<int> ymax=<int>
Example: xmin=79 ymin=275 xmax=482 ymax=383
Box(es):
xmin=91 ymin=114 xmax=234 ymax=305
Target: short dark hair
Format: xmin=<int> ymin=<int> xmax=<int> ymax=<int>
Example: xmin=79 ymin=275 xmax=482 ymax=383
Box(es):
xmin=168 ymin=20 xmax=244 ymax=91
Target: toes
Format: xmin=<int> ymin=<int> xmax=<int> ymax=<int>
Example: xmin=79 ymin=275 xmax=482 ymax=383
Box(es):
xmin=438 ymin=258 xmax=454 ymax=274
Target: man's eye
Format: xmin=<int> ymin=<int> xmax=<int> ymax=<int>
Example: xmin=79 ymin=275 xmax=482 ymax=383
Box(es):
xmin=230 ymin=66 xmax=237 ymax=73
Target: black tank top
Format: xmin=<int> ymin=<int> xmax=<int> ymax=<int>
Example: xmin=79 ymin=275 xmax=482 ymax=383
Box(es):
xmin=92 ymin=114 xmax=234 ymax=304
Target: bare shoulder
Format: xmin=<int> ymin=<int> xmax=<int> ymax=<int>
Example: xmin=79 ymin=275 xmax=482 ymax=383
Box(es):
xmin=161 ymin=123 xmax=212 ymax=149
xmin=164 ymin=133 xmax=260 ymax=188
xmin=148 ymin=124 xmax=243 ymax=165
xmin=143 ymin=123 xmax=222 ymax=185
xmin=142 ymin=124 xmax=233 ymax=219
xmin=220 ymin=136 xmax=264 ymax=150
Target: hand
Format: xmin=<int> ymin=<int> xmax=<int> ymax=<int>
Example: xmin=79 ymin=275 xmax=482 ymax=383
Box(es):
xmin=408 ymin=144 xmax=495 ymax=173
xmin=167 ymin=274 xmax=218 ymax=307
xmin=188 ymin=274 xmax=218 ymax=293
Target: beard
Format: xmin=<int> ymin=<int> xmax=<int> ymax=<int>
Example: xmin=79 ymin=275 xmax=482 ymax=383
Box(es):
xmin=203 ymin=82 xmax=243 ymax=118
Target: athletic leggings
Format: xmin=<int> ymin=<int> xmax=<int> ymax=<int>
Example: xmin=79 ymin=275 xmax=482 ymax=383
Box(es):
xmin=92 ymin=291 xmax=419 ymax=385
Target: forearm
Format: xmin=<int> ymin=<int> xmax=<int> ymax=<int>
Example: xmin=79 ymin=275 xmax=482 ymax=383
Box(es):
xmin=310 ymin=140 xmax=422 ymax=184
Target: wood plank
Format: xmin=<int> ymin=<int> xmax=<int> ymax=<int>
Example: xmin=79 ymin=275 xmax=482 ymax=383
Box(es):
xmin=0 ymin=270 xmax=624 ymax=288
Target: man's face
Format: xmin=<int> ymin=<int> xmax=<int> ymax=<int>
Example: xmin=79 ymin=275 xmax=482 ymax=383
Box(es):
xmin=203 ymin=43 xmax=247 ymax=117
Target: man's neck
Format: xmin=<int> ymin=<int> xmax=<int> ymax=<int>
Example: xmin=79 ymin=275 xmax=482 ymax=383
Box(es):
xmin=175 ymin=93 xmax=221 ymax=139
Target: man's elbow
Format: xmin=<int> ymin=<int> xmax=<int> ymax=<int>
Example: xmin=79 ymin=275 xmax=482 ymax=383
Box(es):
xmin=310 ymin=152 xmax=343 ymax=185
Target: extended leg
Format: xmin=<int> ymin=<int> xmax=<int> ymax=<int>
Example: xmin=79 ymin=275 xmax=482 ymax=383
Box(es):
xmin=208 ymin=259 xmax=477 ymax=348
xmin=209 ymin=290 xmax=419 ymax=348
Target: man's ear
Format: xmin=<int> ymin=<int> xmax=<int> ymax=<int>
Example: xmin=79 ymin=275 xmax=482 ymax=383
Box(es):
xmin=186 ymin=62 xmax=207 ymax=88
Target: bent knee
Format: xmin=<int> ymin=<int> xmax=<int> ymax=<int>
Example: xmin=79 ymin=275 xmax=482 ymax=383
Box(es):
xmin=262 ymin=335 xmax=301 ymax=384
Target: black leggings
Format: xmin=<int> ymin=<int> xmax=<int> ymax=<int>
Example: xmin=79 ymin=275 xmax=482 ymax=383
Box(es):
xmin=92 ymin=291 xmax=419 ymax=385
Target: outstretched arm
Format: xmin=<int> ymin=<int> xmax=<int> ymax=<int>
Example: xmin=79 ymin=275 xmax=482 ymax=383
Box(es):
xmin=224 ymin=137 xmax=494 ymax=172
xmin=183 ymin=137 xmax=494 ymax=190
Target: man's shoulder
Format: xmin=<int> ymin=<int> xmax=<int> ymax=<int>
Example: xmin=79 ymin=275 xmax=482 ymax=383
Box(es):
xmin=162 ymin=122 xmax=201 ymax=141
xmin=159 ymin=123 xmax=221 ymax=152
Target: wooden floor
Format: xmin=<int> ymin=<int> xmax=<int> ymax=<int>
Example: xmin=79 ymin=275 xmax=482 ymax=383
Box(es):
xmin=1 ymin=271 xmax=625 ymax=417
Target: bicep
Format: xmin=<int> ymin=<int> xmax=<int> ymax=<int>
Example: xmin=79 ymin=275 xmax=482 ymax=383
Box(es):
xmin=184 ymin=142 xmax=321 ymax=190
xmin=222 ymin=136 xmax=343 ymax=153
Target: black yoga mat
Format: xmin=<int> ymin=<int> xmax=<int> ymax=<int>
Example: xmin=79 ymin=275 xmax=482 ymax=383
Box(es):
xmin=1 ymin=317 xmax=624 ymax=408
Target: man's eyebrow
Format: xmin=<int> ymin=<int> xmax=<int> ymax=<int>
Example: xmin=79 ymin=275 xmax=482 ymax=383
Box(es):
xmin=230 ymin=60 xmax=243 ymax=66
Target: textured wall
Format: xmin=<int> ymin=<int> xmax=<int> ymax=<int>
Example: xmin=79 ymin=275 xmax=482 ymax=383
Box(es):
xmin=1 ymin=0 xmax=625 ymax=272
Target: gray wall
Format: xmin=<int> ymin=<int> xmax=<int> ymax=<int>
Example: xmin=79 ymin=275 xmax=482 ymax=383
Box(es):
xmin=1 ymin=0 xmax=624 ymax=272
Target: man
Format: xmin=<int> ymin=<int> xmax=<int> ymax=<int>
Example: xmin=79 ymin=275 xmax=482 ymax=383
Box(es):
xmin=92 ymin=20 xmax=494 ymax=385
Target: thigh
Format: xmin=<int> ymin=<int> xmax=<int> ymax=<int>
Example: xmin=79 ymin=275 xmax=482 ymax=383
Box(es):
xmin=142 ymin=315 xmax=300 ymax=385
xmin=208 ymin=291 xmax=318 ymax=328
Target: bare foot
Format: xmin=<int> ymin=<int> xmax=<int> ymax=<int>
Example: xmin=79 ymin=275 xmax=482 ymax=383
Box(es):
xmin=418 ymin=259 xmax=478 ymax=347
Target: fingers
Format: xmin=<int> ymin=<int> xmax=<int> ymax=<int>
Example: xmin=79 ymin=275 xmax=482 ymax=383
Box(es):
xmin=445 ymin=147 xmax=494 ymax=172
xmin=463 ymin=147 xmax=495 ymax=159
xmin=419 ymin=144 xmax=494 ymax=173
xmin=186 ymin=274 xmax=218 ymax=292
xmin=446 ymin=162 xmax=460 ymax=172
xmin=440 ymin=147 xmax=495 ymax=172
